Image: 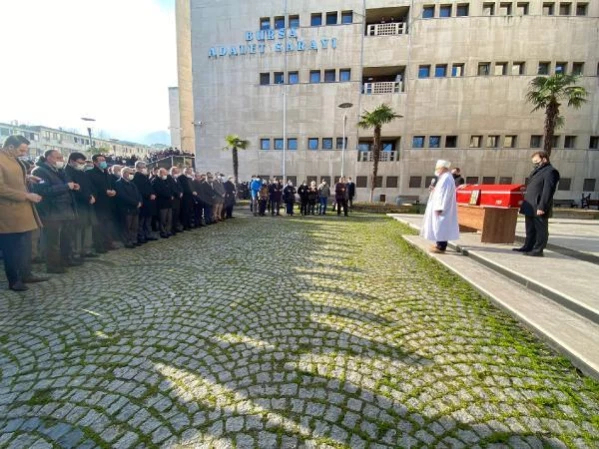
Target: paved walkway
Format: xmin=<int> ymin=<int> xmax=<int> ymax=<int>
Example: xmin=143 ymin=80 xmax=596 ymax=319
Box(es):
xmin=1 ymin=213 xmax=598 ymax=448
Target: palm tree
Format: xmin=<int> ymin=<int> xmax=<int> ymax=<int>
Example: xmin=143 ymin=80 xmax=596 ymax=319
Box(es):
xmin=358 ymin=104 xmax=402 ymax=202
xmin=525 ymin=74 xmax=588 ymax=157
xmin=223 ymin=134 xmax=250 ymax=183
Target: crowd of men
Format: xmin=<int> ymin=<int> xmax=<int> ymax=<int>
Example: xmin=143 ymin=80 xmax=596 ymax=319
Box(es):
xmin=146 ymin=147 xmax=194 ymax=163
xmin=247 ymin=176 xmax=356 ymax=217
xmin=0 ymin=135 xmax=236 ymax=292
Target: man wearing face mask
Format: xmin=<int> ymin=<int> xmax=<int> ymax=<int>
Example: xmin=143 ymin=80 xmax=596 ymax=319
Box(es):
xmin=133 ymin=161 xmax=157 ymax=244
xmin=32 ymin=149 xmax=80 ymax=273
xmin=515 ymin=151 xmax=560 ymax=257
xmin=114 ymin=167 xmax=143 ymax=248
xmin=298 ymin=181 xmax=309 ymax=216
xmin=178 ymin=167 xmax=197 ymax=230
xmin=198 ymin=173 xmax=216 ymax=225
xmin=168 ymin=167 xmax=184 ymax=234
xmin=212 ymin=172 xmax=226 ymax=222
xmin=224 ymin=176 xmax=237 ymax=219
xmin=65 ymin=153 xmax=98 ymax=260
xmin=151 ymin=168 xmax=174 ymax=238
xmin=421 ymin=160 xmax=459 ymax=254
xmin=283 ymin=180 xmax=296 ymax=216
xmin=88 ymin=154 xmax=117 ymax=253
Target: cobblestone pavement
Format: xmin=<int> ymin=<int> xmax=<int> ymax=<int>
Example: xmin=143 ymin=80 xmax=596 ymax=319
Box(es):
xmin=1 ymin=213 xmax=598 ymax=448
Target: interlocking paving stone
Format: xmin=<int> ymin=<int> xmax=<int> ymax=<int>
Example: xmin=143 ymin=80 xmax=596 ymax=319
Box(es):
xmin=1 ymin=212 xmax=599 ymax=448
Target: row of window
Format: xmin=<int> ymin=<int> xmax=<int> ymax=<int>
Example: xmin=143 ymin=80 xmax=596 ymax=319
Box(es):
xmin=411 ymin=134 xmax=599 ymax=150
xmin=418 ymin=60 xmax=586 ymax=78
xmin=422 ymin=2 xmax=588 ymax=18
xmin=260 ymin=69 xmax=351 ymax=86
xmin=259 ymin=11 xmax=354 ymax=30
xmin=260 ymin=137 xmax=349 ymax=151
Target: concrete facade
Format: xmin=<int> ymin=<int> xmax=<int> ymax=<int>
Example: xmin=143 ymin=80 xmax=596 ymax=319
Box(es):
xmin=169 ymin=87 xmax=183 ymax=149
xmin=176 ymin=0 xmax=196 ymax=154
xmin=183 ymin=0 xmax=599 ymax=202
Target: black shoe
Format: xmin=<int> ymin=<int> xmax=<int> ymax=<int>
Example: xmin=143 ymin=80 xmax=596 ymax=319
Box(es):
xmin=66 ymin=259 xmax=84 ymax=267
xmin=512 ymin=247 xmax=529 ymax=252
xmin=96 ymin=249 xmax=108 ymax=254
xmin=146 ymin=237 xmax=158 ymax=241
xmin=31 ymin=257 xmax=44 ymax=264
xmin=22 ymin=275 xmax=49 ymax=283
xmin=524 ymin=251 xmax=544 ymax=257
xmin=9 ymin=282 xmax=28 ymax=292
xmin=83 ymin=253 xmax=100 ymax=258
xmin=125 ymin=244 xmax=136 ymax=249
xmin=47 ymin=267 xmax=67 ymax=274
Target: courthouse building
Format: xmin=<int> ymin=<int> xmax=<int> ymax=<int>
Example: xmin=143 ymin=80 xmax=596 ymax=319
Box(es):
xmin=177 ymin=0 xmax=599 ymax=202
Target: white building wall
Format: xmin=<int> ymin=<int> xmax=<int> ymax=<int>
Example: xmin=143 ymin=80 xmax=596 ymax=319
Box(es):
xmin=169 ymin=87 xmax=182 ymax=149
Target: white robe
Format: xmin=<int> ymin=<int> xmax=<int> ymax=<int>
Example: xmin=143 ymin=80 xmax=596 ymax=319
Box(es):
xmin=421 ymin=172 xmax=460 ymax=242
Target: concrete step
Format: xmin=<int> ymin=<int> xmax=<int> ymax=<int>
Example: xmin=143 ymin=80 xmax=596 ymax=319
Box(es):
xmin=403 ymin=235 xmax=599 ymax=379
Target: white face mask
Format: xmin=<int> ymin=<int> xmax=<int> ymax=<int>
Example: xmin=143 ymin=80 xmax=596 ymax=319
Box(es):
xmin=55 ymin=161 xmax=64 ymax=169
xmin=74 ymin=163 xmax=86 ymax=171
xmin=161 ymin=175 xmax=168 ymax=181
xmin=127 ymin=174 xmax=134 ymax=181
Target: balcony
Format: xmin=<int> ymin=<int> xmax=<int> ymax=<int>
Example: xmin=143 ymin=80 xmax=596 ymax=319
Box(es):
xmin=362 ymin=66 xmax=405 ymax=95
xmin=358 ymin=151 xmax=399 ymax=162
xmin=363 ymin=81 xmax=402 ymax=95
xmin=367 ymin=22 xmax=406 ymax=37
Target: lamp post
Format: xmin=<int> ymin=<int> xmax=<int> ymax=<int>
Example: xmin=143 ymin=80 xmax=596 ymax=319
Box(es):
xmin=338 ymin=103 xmax=353 ymax=178
xmin=81 ymin=117 xmax=96 ymax=149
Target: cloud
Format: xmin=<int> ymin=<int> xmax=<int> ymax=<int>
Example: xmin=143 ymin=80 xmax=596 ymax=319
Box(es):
xmin=0 ymin=0 xmax=177 ymax=142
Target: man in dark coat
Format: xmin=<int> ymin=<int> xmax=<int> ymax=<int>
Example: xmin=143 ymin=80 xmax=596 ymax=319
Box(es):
xmin=114 ymin=168 xmax=142 ymax=248
xmin=151 ymin=168 xmax=174 ymax=238
xmin=87 ymin=155 xmax=117 ymax=253
xmin=178 ymin=167 xmax=197 ymax=230
xmin=347 ymin=177 xmax=356 ymax=209
xmin=32 ymin=150 xmax=79 ymax=273
xmin=224 ymin=176 xmax=237 ymax=219
xmin=65 ymin=152 xmax=98 ymax=260
xmin=133 ymin=161 xmax=157 ymax=244
xmin=168 ymin=167 xmax=184 ymax=234
xmin=283 ymin=181 xmax=296 ymax=216
xmin=269 ymin=179 xmax=283 ymax=216
xmin=298 ymin=181 xmax=309 ymax=216
xmin=198 ymin=173 xmax=216 ymax=225
xmin=335 ymin=177 xmax=349 ymax=217
xmin=515 ymin=151 xmax=560 ymax=257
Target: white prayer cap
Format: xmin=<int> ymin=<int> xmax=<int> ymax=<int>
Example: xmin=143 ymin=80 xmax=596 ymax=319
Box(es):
xmin=435 ymin=159 xmax=451 ymax=169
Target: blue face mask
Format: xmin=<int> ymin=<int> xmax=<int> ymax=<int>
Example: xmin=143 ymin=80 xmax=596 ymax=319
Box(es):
xmin=99 ymin=161 xmax=108 ymax=170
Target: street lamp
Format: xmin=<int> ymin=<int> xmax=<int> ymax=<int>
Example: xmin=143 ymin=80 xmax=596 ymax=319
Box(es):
xmin=81 ymin=117 xmax=96 ymax=148
xmin=338 ymin=103 xmax=354 ymax=178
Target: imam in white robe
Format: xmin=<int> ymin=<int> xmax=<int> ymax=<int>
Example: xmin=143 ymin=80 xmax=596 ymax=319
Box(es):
xmin=421 ymin=172 xmax=460 ymax=242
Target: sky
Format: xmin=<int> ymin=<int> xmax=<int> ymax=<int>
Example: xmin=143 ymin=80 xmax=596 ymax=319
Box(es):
xmin=0 ymin=0 xmax=177 ymax=144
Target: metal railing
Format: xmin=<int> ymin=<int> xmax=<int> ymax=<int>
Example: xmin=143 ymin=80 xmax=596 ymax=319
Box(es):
xmin=358 ymin=151 xmax=398 ymax=162
xmin=366 ymin=22 xmax=406 ymax=36
xmin=363 ymin=81 xmax=403 ymax=95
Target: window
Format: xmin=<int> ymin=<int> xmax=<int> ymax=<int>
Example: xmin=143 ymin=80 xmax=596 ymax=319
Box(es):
xmin=311 ymin=13 xmax=322 ymax=26
xmin=274 ymin=16 xmax=285 ymax=29
xmin=308 ymin=138 xmax=319 ymax=150
xmin=429 ymin=136 xmax=441 ymax=148
xmin=530 ymin=135 xmax=543 ymax=148
xmin=451 ymin=63 xmax=464 ymax=77
xmin=336 ymin=137 xmax=348 ymax=150
xmin=487 ymin=135 xmax=499 ymax=148
xmin=558 ymin=178 xmax=571 ymax=191
xmin=288 ymin=71 xmax=299 ymax=84
xmin=341 ymin=11 xmax=353 ymax=24
xmin=339 ymin=69 xmax=351 ymax=82
xmin=516 ymin=2 xmax=529 ymax=15
xmin=289 ymin=15 xmax=300 ymax=28
xmin=358 ymin=142 xmax=371 ymax=152
xmin=435 ymin=64 xmax=447 ymax=77
xmin=559 ymin=3 xmax=571 ymax=15
xmin=466 ymin=176 xmax=479 ymax=184
xmin=356 ymin=176 xmax=368 ymax=188
xmin=374 ymin=176 xmax=383 ymax=188
xmin=543 ymin=3 xmax=555 ymax=15
xmin=470 ymin=136 xmax=482 ymax=148
xmin=478 ymin=63 xmax=491 ymax=76
xmin=423 ymin=6 xmax=435 ymax=18
xmin=326 ymin=12 xmax=338 ymax=25
xmin=274 ymin=138 xmax=284 ymax=150
xmin=572 ymin=62 xmax=584 ymax=76
xmin=260 ymin=138 xmax=270 ymax=150
xmin=576 ymin=3 xmax=588 ymax=16
xmin=440 ymin=5 xmax=452 ymax=17
xmin=425 ymin=176 xmax=436 ymax=187
xmin=499 ymin=177 xmax=513 ymax=184
xmin=494 ymin=62 xmax=508 ymax=76
xmin=274 ymin=72 xmax=284 ymax=84
xmin=412 ymin=136 xmax=425 ymax=148
xmin=409 ymin=176 xmax=422 ymax=188
xmin=590 ymin=136 xmax=599 ymax=150
xmin=288 ymin=138 xmax=298 ymax=150
xmin=324 ymin=69 xmax=336 ymax=83
xmin=538 ymin=62 xmax=550 ymax=75
xmin=564 ymin=135 xmax=576 ymax=149
xmin=499 ymin=2 xmax=513 ymax=15
xmin=504 ymin=135 xmax=517 ymax=148
xmin=512 ymin=62 xmax=525 ymax=75
xmin=456 ymin=4 xmax=469 ymax=16
xmin=383 ymin=176 xmax=398 ymax=188
xmin=260 ymin=73 xmax=270 ymax=85
xmin=260 ymin=17 xmax=271 ymax=30
xmin=445 ymin=136 xmax=458 ymax=148
xmin=418 ymin=65 xmax=431 ymax=78
xmin=483 ymin=2 xmax=495 ymax=15
xmin=552 ymin=135 xmax=560 ymax=148
xmin=583 ymin=178 xmax=596 ymax=191
xmin=310 ymin=70 xmax=321 ymax=83
xmin=482 ymin=176 xmax=496 ymax=184
xmin=555 ymin=62 xmax=567 ymax=74
xmin=322 ymin=138 xmax=333 ymax=150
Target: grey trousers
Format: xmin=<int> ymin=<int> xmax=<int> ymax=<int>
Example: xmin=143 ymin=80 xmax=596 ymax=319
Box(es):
xmin=159 ymin=209 xmax=172 ymax=235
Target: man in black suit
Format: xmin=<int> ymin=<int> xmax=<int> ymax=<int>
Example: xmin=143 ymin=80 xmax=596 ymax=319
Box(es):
xmin=514 ymin=151 xmax=560 ymax=257
xmin=133 ymin=161 xmax=157 ymax=244
xmin=347 ymin=177 xmax=356 ymax=209
xmin=87 ymin=155 xmax=117 ymax=253
xmin=114 ymin=167 xmax=142 ymax=248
